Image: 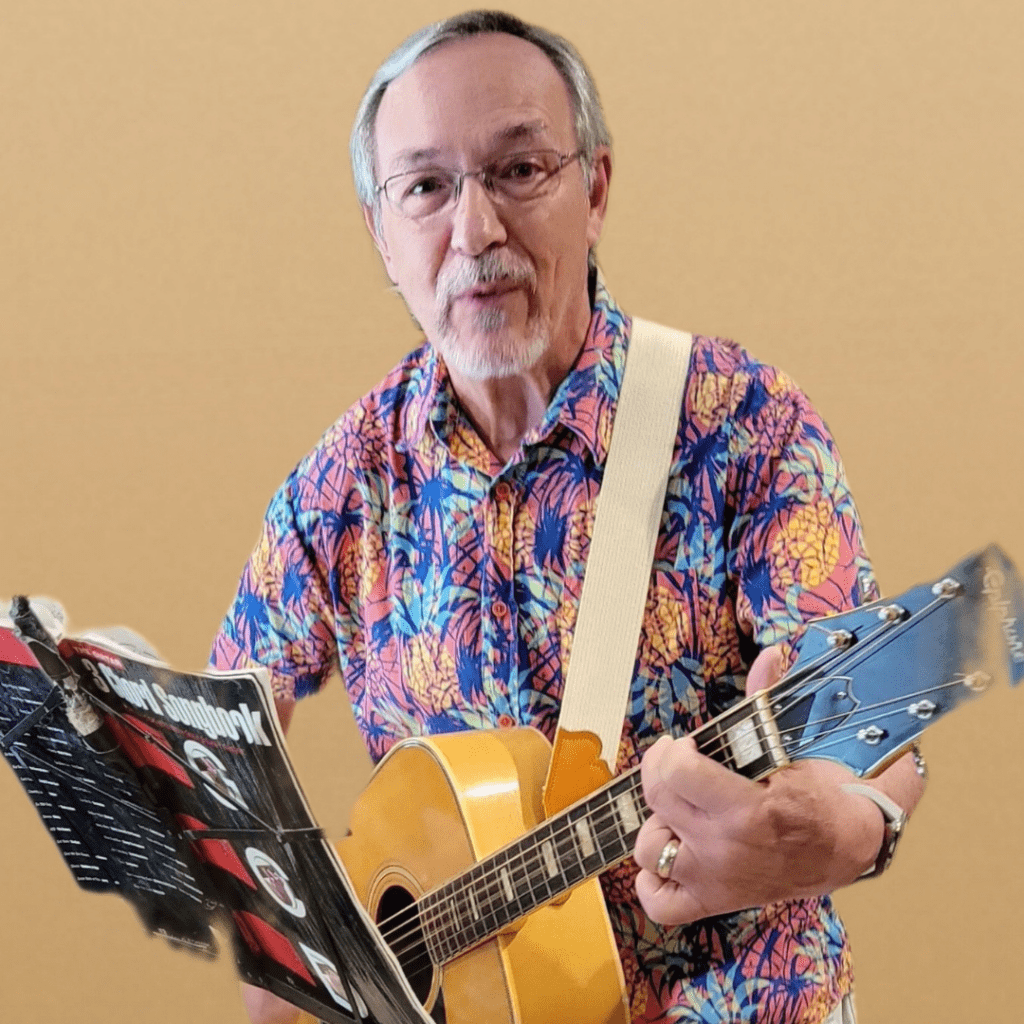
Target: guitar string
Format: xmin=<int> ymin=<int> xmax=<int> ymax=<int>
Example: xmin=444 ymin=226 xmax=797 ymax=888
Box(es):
xmin=780 ymin=675 xmax=985 ymax=760
xmin=692 ymin=593 xmax=946 ymax=761
xmin=697 ymin=592 xmax=965 ymax=764
xmin=695 ymin=675 xmax=980 ymax=785
xmin=383 ymin=666 xmax=982 ymax=966
xmin=694 ymin=589 xmax=956 ymax=765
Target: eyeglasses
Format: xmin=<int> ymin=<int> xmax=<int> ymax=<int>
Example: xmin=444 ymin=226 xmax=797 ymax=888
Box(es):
xmin=376 ymin=149 xmax=584 ymax=221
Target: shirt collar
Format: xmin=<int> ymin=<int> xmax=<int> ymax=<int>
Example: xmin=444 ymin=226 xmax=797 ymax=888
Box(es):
xmin=399 ymin=270 xmax=631 ymax=467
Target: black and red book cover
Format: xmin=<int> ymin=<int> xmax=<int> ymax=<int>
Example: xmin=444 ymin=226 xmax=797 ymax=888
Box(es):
xmin=0 ymin=599 xmax=430 ymax=1024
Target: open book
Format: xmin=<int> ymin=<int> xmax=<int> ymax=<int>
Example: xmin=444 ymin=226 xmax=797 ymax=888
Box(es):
xmin=0 ymin=598 xmax=430 ymax=1024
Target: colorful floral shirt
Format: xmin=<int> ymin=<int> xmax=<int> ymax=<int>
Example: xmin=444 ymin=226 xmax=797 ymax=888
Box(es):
xmin=212 ymin=276 xmax=877 ymax=1023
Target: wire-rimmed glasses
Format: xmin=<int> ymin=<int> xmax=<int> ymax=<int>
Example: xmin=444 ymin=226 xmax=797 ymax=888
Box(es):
xmin=376 ymin=149 xmax=584 ymax=221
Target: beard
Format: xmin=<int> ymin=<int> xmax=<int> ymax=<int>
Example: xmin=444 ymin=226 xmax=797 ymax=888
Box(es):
xmin=430 ymin=250 xmax=550 ymax=381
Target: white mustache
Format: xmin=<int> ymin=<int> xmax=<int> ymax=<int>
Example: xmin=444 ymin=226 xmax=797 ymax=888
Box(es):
xmin=436 ymin=251 xmax=536 ymax=310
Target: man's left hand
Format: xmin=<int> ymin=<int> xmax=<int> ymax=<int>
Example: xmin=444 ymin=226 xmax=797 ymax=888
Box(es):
xmin=633 ymin=645 xmax=921 ymax=926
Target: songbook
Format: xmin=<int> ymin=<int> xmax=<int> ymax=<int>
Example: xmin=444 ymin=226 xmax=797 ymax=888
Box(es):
xmin=0 ymin=597 xmax=430 ymax=1024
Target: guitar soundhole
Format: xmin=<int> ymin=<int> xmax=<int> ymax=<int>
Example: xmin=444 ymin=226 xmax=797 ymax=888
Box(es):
xmin=376 ymin=884 xmax=446 ymax=1024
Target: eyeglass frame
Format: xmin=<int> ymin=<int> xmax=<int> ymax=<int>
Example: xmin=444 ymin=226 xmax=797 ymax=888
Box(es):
xmin=374 ymin=148 xmax=586 ymax=221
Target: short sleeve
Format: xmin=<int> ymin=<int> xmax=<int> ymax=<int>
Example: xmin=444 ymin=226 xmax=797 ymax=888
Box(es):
xmin=726 ymin=366 xmax=877 ymax=659
xmin=209 ymin=472 xmax=338 ymax=706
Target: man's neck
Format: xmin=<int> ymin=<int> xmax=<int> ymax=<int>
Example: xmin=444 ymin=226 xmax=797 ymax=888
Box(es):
xmin=441 ymin=269 xmax=598 ymax=465
xmin=447 ymin=336 xmax=585 ymax=464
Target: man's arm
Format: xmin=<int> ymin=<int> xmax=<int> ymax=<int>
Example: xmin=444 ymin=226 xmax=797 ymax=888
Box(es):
xmin=634 ymin=644 xmax=926 ymax=926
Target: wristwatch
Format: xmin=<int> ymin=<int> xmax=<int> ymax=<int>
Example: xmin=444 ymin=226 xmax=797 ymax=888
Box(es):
xmin=841 ymin=783 xmax=908 ymax=879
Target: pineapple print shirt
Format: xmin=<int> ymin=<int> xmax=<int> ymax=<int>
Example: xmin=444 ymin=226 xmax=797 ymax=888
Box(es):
xmin=212 ymin=275 xmax=877 ymax=1023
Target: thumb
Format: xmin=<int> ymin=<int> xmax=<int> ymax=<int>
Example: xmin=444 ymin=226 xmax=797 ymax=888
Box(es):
xmin=745 ymin=644 xmax=785 ymax=696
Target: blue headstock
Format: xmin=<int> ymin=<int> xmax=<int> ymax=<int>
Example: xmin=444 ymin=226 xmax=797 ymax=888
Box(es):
xmin=770 ymin=545 xmax=1024 ymax=777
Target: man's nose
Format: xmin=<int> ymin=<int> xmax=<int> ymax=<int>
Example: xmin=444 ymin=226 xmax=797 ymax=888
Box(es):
xmin=448 ymin=175 xmax=508 ymax=256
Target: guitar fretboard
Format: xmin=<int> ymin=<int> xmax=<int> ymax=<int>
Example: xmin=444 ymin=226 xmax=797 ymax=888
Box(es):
xmin=419 ymin=770 xmax=645 ymax=964
xmin=416 ymin=693 xmax=796 ymax=965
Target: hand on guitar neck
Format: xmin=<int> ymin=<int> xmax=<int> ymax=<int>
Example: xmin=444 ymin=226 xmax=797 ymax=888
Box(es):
xmin=634 ymin=644 xmax=926 ymax=927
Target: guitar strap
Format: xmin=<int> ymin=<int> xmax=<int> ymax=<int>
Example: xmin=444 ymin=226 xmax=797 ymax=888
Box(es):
xmin=543 ymin=316 xmax=693 ymax=816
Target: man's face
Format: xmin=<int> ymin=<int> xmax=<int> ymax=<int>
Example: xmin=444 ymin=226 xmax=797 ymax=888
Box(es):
xmin=367 ymin=33 xmax=609 ymax=381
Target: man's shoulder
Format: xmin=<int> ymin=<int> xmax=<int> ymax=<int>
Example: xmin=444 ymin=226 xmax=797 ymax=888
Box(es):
xmin=682 ymin=331 xmax=810 ymax=428
xmin=690 ymin=332 xmax=794 ymax=387
xmin=282 ymin=342 xmax=433 ymax=501
xmin=312 ymin=342 xmax=432 ymax=455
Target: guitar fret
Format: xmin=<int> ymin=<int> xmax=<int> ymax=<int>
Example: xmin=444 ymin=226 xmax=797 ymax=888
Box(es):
xmin=613 ymin=781 xmax=641 ymax=836
xmin=699 ymin=704 xmax=781 ymax=779
xmin=473 ymin=860 xmax=500 ymax=939
xmin=553 ymin=811 xmax=586 ymax=887
xmin=437 ymin=887 xmax=456 ymax=963
xmin=527 ymin=839 xmax=552 ymax=904
xmin=567 ymin=806 xmax=603 ymax=873
xmin=574 ymin=816 xmax=596 ymax=858
xmin=541 ymin=834 xmax=559 ymax=879
xmin=499 ymin=863 xmax=515 ymax=903
xmin=697 ymin=719 xmax=735 ymax=771
xmin=592 ymin=792 xmax=626 ymax=863
xmin=421 ymin=892 xmax=448 ymax=965
xmin=527 ymin=822 xmax=557 ymax=900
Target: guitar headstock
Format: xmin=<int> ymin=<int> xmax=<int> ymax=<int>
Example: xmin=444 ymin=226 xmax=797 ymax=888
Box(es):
xmin=771 ymin=545 xmax=1024 ymax=777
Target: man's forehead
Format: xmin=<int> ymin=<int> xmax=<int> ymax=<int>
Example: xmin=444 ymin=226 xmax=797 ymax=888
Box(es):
xmin=388 ymin=120 xmax=553 ymax=169
xmin=374 ymin=33 xmax=575 ymax=169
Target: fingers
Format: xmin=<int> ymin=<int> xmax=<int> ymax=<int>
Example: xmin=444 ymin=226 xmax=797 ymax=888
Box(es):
xmin=640 ymin=644 xmax=786 ymax=818
xmin=635 ymin=860 xmax=709 ymax=926
xmin=745 ymin=643 xmax=785 ymax=696
xmin=642 ymin=732 xmax=761 ymax=817
xmin=632 ymin=814 xmax=709 ymax=925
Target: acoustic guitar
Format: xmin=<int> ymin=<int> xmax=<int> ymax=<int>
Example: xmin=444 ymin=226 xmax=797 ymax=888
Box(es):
xmin=290 ymin=545 xmax=1022 ymax=1024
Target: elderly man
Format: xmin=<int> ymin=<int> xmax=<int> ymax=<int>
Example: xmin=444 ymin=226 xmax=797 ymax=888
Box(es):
xmin=212 ymin=10 xmax=924 ymax=1024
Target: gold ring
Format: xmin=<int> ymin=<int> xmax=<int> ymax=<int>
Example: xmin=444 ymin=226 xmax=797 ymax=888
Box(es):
xmin=656 ymin=839 xmax=680 ymax=879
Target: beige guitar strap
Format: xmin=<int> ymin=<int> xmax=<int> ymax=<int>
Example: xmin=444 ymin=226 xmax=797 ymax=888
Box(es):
xmin=543 ymin=316 xmax=693 ymax=815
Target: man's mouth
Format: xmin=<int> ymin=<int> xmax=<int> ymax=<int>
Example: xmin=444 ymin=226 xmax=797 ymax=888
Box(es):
xmin=455 ymin=278 xmax=525 ymax=304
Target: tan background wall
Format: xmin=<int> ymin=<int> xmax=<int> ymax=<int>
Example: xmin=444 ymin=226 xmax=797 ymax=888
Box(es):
xmin=2 ymin=1 xmax=1022 ymax=1020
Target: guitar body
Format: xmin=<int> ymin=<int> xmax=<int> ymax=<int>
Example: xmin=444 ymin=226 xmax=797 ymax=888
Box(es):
xmin=299 ymin=727 xmax=629 ymax=1024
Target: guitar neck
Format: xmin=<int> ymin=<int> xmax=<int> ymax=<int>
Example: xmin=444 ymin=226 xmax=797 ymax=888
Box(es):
xmin=415 ymin=691 xmax=792 ymax=965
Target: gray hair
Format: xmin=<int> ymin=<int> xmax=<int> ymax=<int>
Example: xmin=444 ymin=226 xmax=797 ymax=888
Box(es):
xmin=350 ymin=10 xmax=612 ymax=216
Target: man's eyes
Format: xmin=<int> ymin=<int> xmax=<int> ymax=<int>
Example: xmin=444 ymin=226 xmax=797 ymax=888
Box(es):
xmin=404 ymin=174 xmax=452 ymax=198
xmin=497 ymin=158 xmax=545 ymax=180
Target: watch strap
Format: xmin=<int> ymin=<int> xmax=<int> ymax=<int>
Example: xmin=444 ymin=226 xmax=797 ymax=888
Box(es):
xmin=841 ymin=782 xmax=908 ymax=879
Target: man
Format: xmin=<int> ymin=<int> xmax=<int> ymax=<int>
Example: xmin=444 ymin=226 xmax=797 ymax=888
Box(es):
xmin=212 ymin=11 xmax=925 ymax=1023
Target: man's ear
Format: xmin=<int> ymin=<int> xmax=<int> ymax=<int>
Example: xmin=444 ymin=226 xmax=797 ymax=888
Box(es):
xmin=585 ymin=146 xmax=613 ymax=250
xmin=362 ymin=203 xmax=397 ymax=282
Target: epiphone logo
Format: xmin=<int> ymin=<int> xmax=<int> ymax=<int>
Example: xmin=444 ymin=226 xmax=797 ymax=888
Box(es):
xmin=982 ymin=567 xmax=1024 ymax=665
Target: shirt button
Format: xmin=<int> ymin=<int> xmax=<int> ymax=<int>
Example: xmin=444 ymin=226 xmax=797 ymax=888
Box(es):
xmin=492 ymin=599 xmax=509 ymax=619
xmin=494 ymin=481 xmax=512 ymax=501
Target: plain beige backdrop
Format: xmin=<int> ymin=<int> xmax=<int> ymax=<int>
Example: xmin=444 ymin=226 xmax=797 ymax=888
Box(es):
xmin=2 ymin=1 xmax=1023 ymax=1020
